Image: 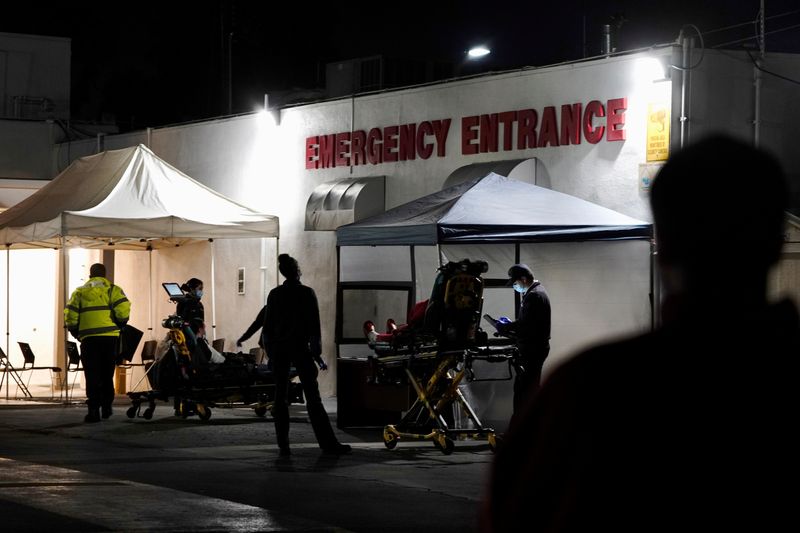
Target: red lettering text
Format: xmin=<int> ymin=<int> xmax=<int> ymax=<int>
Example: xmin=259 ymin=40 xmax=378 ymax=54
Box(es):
xmin=583 ymin=100 xmax=606 ymax=144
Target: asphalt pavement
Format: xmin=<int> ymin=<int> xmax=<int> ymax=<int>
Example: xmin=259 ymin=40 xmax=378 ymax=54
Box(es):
xmin=0 ymin=390 xmax=496 ymax=532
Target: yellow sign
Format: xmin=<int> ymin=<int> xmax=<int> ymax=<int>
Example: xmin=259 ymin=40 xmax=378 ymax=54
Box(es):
xmin=646 ymin=103 xmax=670 ymax=162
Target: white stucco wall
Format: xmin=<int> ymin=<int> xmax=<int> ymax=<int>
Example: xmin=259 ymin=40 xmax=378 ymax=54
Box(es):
xmin=96 ymin=50 xmax=669 ymax=396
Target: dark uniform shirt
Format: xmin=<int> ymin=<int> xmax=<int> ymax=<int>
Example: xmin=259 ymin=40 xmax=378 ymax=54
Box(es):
xmin=176 ymin=296 xmax=204 ymax=333
xmin=263 ymin=279 xmax=321 ymax=358
xmin=506 ymin=281 xmax=551 ymax=358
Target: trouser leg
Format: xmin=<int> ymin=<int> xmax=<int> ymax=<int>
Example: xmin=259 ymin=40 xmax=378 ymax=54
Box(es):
xmin=97 ymin=337 xmax=118 ymax=409
xmin=82 ymin=336 xmax=119 ymax=412
xmin=294 ymin=355 xmax=338 ymax=448
xmin=512 ymin=350 xmax=548 ymax=415
xmin=271 ymin=357 xmax=291 ymax=449
xmin=80 ymin=338 xmax=101 ymax=411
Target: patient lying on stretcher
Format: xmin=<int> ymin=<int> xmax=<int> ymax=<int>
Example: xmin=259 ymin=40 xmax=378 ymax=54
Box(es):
xmin=363 ymin=299 xmax=430 ymax=347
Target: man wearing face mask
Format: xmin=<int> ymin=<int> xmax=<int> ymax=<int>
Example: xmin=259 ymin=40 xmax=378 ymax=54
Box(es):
xmin=496 ymin=264 xmax=551 ymax=415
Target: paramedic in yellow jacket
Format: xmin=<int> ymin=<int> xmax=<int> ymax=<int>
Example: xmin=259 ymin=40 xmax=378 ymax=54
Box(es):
xmin=64 ymin=263 xmax=131 ymax=423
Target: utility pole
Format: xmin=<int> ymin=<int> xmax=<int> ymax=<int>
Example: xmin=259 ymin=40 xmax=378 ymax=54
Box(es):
xmin=228 ymin=32 xmax=233 ymax=115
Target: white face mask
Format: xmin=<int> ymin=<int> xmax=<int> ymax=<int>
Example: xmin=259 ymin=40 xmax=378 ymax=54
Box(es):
xmin=512 ymin=281 xmax=527 ymax=294
xmin=195 ymin=289 xmax=203 ymax=299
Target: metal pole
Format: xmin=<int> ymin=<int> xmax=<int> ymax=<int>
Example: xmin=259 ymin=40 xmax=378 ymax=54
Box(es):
xmin=276 ymin=237 xmax=280 ymax=286
xmin=651 ymin=240 xmax=658 ymax=330
xmin=679 ymin=35 xmax=691 ymax=148
xmin=227 ymin=32 xmax=233 ymax=115
xmin=209 ymin=239 xmax=217 ymax=341
xmin=260 ymin=237 xmax=268 ymax=305
xmin=754 ymin=1 xmax=766 ymax=147
xmin=60 ymin=238 xmax=70 ymax=403
xmin=5 ymin=245 xmax=9 ymax=400
xmin=148 ymin=246 xmax=153 ymax=339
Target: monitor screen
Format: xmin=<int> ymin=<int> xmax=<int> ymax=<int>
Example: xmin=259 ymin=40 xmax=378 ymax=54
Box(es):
xmin=162 ymin=282 xmax=184 ymax=298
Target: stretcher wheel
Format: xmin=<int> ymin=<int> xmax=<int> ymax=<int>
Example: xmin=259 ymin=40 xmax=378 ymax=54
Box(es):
xmin=254 ymin=406 xmax=268 ymax=417
xmin=434 ymin=434 xmax=454 ymax=455
xmin=197 ymin=405 xmax=212 ymax=421
xmin=126 ymin=406 xmax=138 ymax=419
xmin=383 ymin=429 xmax=398 ymax=450
xmin=142 ymin=407 xmax=154 ymax=420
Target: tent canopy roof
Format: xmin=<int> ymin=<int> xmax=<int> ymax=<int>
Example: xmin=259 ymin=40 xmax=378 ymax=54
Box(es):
xmin=0 ymin=145 xmax=279 ymax=250
xmin=336 ymin=172 xmax=651 ymax=246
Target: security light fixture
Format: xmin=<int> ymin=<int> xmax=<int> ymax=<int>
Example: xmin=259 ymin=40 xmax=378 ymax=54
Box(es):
xmin=467 ymin=46 xmax=491 ymax=59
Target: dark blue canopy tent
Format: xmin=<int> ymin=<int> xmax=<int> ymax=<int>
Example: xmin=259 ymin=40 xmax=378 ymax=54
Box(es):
xmin=334 ymin=172 xmax=654 ymax=430
xmin=336 ymin=173 xmax=651 ymax=246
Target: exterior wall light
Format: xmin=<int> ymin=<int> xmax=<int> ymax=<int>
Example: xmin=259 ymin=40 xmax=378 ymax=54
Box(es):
xmin=467 ymin=46 xmax=491 ymax=59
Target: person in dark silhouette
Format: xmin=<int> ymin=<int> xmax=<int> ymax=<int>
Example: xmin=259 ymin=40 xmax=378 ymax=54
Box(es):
xmin=265 ymin=253 xmax=350 ymax=457
xmin=482 ymin=134 xmax=799 ymax=532
xmin=495 ymin=263 xmax=551 ymax=415
xmin=173 ymin=277 xmax=204 ymax=415
xmin=64 ymin=263 xmax=130 ymax=422
xmin=176 ymin=277 xmax=205 ymax=335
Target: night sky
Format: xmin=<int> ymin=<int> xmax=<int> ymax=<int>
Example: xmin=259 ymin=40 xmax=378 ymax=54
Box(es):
xmin=2 ymin=1 xmax=798 ymax=131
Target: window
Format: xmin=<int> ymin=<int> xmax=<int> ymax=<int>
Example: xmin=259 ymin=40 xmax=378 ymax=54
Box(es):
xmin=237 ymin=267 xmax=245 ymax=295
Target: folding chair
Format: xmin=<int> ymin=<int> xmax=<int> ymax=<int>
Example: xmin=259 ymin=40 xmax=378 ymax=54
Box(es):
xmin=0 ymin=345 xmax=32 ymax=398
xmin=126 ymin=340 xmax=158 ymax=392
xmin=126 ymin=339 xmax=158 ymax=369
xmin=17 ymin=342 xmax=63 ymax=399
xmin=65 ymin=341 xmax=84 ymax=401
xmin=212 ymin=338 xmax=225 ymax=353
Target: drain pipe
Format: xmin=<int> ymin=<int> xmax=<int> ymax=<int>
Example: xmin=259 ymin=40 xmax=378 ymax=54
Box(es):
xmin=754 ymin=1 xmax=765 ymax=147
xmin=679 ymin=33 xmax=693 ymax=148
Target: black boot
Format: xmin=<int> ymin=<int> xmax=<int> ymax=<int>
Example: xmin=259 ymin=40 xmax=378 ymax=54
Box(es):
xmin=321 ymin=443 xmax=352 ymax=455
xmin=101 ymin=405 xmax=113 ymax=419
xmin=84 ymin=409 xmax=101 ymax=423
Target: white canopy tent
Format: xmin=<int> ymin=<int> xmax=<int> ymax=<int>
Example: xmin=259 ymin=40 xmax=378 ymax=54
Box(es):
xmin=0 ymin=145 xmax=279 ymax=398
xmin=0 ymin=144 xmax=278 ymax=249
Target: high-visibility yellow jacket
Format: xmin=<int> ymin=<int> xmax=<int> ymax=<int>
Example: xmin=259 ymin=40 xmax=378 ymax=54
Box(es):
xmin=64 ymin=277 xmax=130 ymax=339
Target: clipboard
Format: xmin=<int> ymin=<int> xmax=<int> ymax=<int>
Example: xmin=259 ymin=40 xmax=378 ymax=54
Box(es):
xmin=483 ymin=314 xmax=501 ymax=331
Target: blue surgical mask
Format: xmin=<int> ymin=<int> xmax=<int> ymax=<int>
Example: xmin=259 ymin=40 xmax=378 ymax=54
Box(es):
xmin=512 ymin=282 xmax=527 ymax=294
xmin=195 ymin=289 xmax=203 ymax=299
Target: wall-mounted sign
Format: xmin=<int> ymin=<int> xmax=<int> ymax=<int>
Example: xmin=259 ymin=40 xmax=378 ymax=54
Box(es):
xmin=305 ymin=97 xmax=628 ymax=170
xmin=639 ymin=162 xmax=664 ymax=192
xmin=646 ymin=102 xmax=670 ymax=162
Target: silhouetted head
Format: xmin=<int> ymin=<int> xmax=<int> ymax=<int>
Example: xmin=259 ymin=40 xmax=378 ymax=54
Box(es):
xmin=506 ymin=264 xmax=534 ymax=285
xmin=278 ymin=254 xmax=300 ymax=280
xmin=182 ymin=278 xmax=203 ymax=292
xmin=89 ymin=263 xmax=106 ymax=278
xmin=181 ymin=278 xmax=204 ymax=299
xmin=651 ymin=134 xmax=787 ymax=297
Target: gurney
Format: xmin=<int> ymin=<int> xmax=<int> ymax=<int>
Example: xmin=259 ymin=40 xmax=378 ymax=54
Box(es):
xmin=368 ymin=259 xmax=518 ymax=454
xmin=126 ymin=315 xmax=303 ymax=421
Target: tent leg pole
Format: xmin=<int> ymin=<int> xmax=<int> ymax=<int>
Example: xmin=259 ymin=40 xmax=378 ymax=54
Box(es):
xmin=410 ymin=246 xmax=416 ymax=309
xmin=276 ymin=237 xmax=280 ymax=287
xmin=60 ymin=239 xmax=69 ymax=404
xmin=148 ymin=247 xmax=153 ymax=340
xmin=651 ymin=241 xmax=659 ymax=330
xmin=209 ymin=239 xmax=216 ymax=341
xmin=5 ymin=245 xmax=9 ymax=400
xmin=260 ymin=238 xmax=267 ymax=306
